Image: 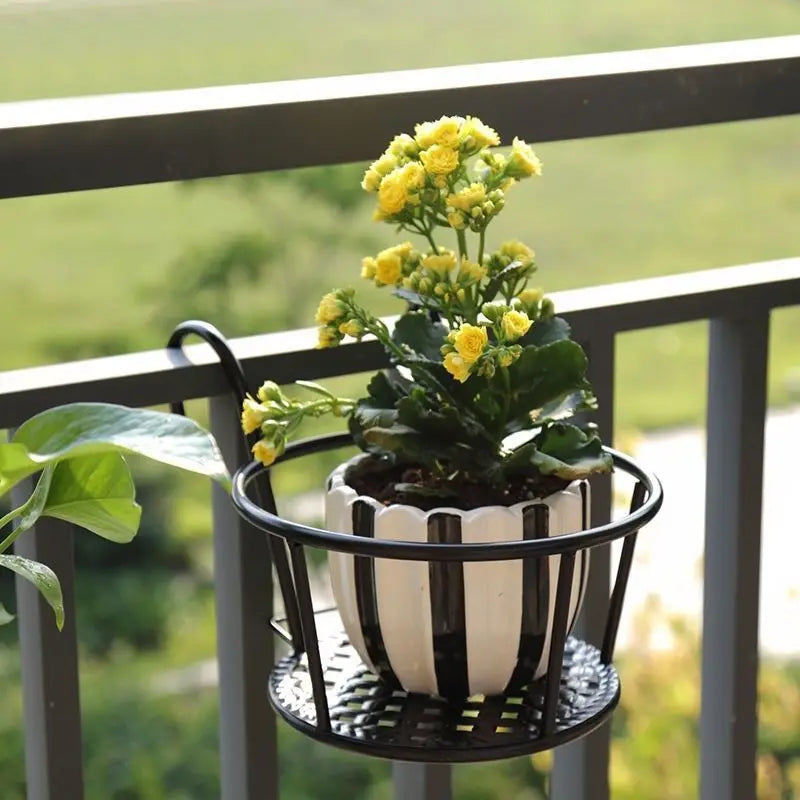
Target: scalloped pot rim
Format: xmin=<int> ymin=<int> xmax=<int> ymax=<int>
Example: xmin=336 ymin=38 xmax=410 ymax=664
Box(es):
xmin=328 ymin=453 xmax=581 ymax=525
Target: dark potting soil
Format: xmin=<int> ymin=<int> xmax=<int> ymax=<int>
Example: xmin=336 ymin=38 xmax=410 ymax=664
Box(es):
xmin=345 ymin=458 xmax=571 ymax=511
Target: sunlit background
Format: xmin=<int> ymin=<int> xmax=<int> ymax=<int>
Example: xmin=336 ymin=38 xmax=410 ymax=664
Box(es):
xmin=1 ymin=1 xmax=798 ymax=798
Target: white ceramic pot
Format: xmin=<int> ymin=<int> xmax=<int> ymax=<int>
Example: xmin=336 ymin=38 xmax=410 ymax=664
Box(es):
xmin=325 ymin=455 xmax=591 ymax=700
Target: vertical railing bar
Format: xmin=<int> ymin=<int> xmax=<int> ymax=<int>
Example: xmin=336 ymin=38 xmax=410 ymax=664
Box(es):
xmin=542 ymin=551 xmax=577 ymax=737
xmin=209 ymin=395 xmax=277 ymax=800
xmin=11 ymin=477 xmax=84 ymax=800
xmin=393 ymin=762 xmax=453 ymax=800
xmin=287 ymin=542 xmax=331 ymax=731
xmin=700 ymin=313 xmax=769 ymax=800
xmin=600 ymin=481 xmax=647 ymax=663
xmin=550 ymin=327 xmax=614 ymax=800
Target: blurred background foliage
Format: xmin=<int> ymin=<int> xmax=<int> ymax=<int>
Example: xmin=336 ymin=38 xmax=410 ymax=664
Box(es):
xmin=0 ymin=0 xmax=798 ymax=797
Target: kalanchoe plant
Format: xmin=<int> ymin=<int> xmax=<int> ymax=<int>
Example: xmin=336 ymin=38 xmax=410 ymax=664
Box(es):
xmin=0 ymin=403 xmax=230 ymax=628
xmin=242 ymin=115 xmax=613 ymax=508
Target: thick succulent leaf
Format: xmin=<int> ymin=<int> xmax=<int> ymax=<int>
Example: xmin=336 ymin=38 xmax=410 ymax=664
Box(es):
xmin=396 ymin=396 xmax=494 ymax=449
xmin=392 ymin=312 xmax=449 ymax=362
xmin=2 ymin=403 xmax=230 ymax=496
xmin=392 ymin=483 xmax=460 ymax=502
xmin=507 ymin=341 xmax=590 ymax=424
xmin=0 ymin=603 xmax=13 ymax=626
xmin=43 ymin=453 xmax=142 ymax=543
xmin=529 ymin=390 xmax=598 ymax=426
xmin=483 ymin=260 xmax=524 ymax=300
xmin=533 ymin=424 xmax=613 ymax=479
xmin=362 ymin=425 xmax=485 ymax=472
xmin=393 ymin=287 xmax=442 ymax=312
xmin=0 ymin=554 xmax=64 ymax=630
xmin=520 ymin=315 xmax=572 ymax=348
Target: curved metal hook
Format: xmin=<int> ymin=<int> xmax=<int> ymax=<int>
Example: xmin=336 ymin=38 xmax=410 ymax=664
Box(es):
xmin=165 ymin=319 xmax=305 ymax=653
xmin=166 ymin=319 xmax=250 ymax=414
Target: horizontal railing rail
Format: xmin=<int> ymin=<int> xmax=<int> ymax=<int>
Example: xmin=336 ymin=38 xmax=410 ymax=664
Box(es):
xmin=1 ymin=259 xmax=798 ymax=427
xmin=0 ymin=36 xmax=798 ymax=198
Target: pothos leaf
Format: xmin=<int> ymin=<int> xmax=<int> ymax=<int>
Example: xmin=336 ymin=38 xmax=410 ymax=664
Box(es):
xmin=0 ymin=554 xmax=64 ymax=630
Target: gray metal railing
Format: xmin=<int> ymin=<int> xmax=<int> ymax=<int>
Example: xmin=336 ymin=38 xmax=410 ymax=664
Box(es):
xmin=1 ymin=33 xmax=799 ymax=800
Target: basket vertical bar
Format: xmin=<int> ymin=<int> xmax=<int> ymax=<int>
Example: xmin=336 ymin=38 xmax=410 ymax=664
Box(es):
xmin=542 ymin=551 xmax=577 ymax=737
xmin=550 ymin=327 xmax=614 ymax=800
xmin=600 ymin=481 xmax=647 ymax=663
xmin=210 ymin=395 xmax=278 ymax=800
xmin=287 ymin=542 xmax=331 ymax=731
xmin=700 ymin=313 xmax=768 ymax=800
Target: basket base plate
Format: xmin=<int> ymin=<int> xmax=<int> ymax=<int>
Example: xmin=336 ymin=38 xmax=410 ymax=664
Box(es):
xmin=269 ymin=616 xmax=620 ymax=763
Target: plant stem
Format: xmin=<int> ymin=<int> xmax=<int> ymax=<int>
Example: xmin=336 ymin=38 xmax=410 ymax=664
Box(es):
xmin=456 ymin=228 xmax=468 ymax=261
xmin=477 ymin=229 xmax=486 ymax=264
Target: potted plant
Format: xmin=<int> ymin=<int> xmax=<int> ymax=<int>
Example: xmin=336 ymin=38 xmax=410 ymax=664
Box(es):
xmin=240 ymin=116 xmax=613 ymax=701
xmin=0 ymin=403 xmax=230 ymax=628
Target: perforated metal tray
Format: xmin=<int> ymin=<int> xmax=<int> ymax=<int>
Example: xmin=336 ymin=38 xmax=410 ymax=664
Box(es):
xmin=269 ymin=612 xmax=619 ymax=763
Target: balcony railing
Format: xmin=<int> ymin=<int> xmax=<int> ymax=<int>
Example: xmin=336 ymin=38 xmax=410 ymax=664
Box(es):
xmin=1 ymin=34 xmax=799 ymax=800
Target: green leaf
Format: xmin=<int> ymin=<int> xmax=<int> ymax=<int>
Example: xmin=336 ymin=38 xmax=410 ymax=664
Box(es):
xmin=0 ymin=465 xmax=54 ymax=544
xmin=363 ymin=425 xmax=490 ymax=472
xmin=483 ymin=260 xmax=524 ymax=300
xmin=0 ymin=603 xmax=14 ymax=626
xmin=396 ymin=396 xmax=494 ymax=450
xmin=295 ymin=380 xmax=336 ymax=400
xmin=520 ymin=315 xmax=572 ymax=348
xmin=392 ymin=312 xmax=448 ymax=362
xmin=393 ymin=483 xmax=460 ymax=501
xmin=506 ymin=341 xmax=590 ymax=426
xmin=2 ymin=403 xmax=230 ymax=497
xmin=393 ymin=287 xmax=442 ymax=311
xmin=529 ymin=390 xmax=598 ymax=426
xmin=533 ymin=424 xmax=613 ymax=479
xmin=0 ymin=554 xmax=64 ymax=630
xmin=43 ymin=453 xmax=142 ymax=543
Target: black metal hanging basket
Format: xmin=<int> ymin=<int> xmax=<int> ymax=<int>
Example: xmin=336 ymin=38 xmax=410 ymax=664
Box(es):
xmin=231 ymin=435 xmax=662 ymax=763
xmin=167 ymin=319 xmax=663 ymax=764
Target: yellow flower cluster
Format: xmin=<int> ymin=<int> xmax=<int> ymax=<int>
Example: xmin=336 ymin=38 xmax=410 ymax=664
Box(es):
xmin=314 ymin=289 xmax=365 ymax=349
xmin=360 ymin=115 xmax=505 ymax=221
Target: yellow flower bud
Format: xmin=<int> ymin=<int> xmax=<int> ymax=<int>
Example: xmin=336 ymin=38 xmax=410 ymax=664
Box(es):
xmin=447 ymin=182 xmax=487 ymax=212
xmin=360 ymin=168 xmax=381 ymax=193
xmin=506 ymin=137 xmax=543 ymax=178
xmin=375 ymin=247 xmax=403 ymax=285
xmin=316 ymin=326 xmax=340 ymax=349
xmin=447 ymin=210 xmax=466 ymax=230
xmin=420 ymin=144 xmax=460 ymax=176
xmin=371 ymin=152 xmax=398 ymax=177
xmin=452 ymin=323 xmax=488 ymax=364
xmin=497 ymin=350 xmax=515 ymax=368
xmin=361 ymin=256 xmax=377 ymax=280
xmin=459 ymin=258 xmax=487 ymax=282
xmin=415 ymin=116 xmax=463 ymax=149
xmin=338 ymin=319 xmax=364 ymax=338
xmin=518 ymin=287 xmax=544 ymax=306
xmin=257 ymin=381 xmax=283 ymax=403
xmin=241 ymin=397 xmax=265 ymax=435
xmin=377 ymin=171 xmax=408 ymax=216
xmin=459 ymin=116 xmax=500 ymax=150
xmin=456 ymin=288 xmax=466 ymax=302
xmin=315 ymin=292 xmax=346 ymax=325
xmin=252 ymin=438 xmax=281 ymax=467
xmin=500 ymin=310 xmax=533 ymax=341
xmin=443 ymin=352 xmax=471 ymax=383
xmin=421 ymin=250 xmax=457 ymax=276
xmin=499 ymin=240 xmax=535 ymax=264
